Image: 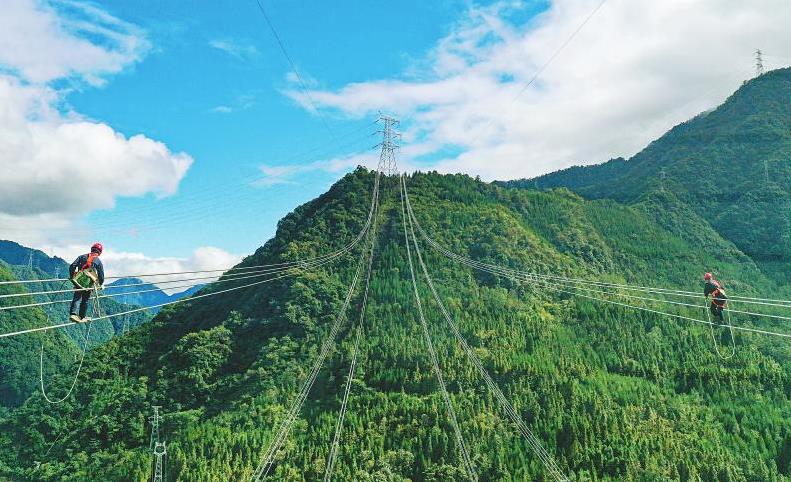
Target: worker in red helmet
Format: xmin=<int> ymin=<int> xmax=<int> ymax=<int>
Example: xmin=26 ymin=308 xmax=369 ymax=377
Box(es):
xmin=703 ymin=272 xmax=727 ymax=322
xmin=68 ymin=243 xmax=105 ymax=323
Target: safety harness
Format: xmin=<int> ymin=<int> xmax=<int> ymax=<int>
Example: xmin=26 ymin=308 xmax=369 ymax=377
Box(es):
xmin=708 ymin=280 xmax=727 ymax=307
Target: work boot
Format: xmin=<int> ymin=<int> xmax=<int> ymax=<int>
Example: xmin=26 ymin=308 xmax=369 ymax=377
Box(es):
xmin=69 ymin=314 xmax=82 ymax=323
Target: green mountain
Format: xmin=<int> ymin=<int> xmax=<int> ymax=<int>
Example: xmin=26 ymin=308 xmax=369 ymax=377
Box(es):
xmin=0 ymin=165 xmax=788 ymax=481
xmin=502 ymin=68 xmax=791 ymax=284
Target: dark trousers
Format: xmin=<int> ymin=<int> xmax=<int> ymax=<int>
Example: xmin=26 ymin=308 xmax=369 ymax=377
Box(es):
xmin=70 ymin=290 xmax=92 ymax=318
xmin=710 ymin=302 xmax=724 ymax=322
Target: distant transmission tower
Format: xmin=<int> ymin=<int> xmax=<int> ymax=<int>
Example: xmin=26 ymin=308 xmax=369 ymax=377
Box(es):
xmin=152 ymin=442 xmax=167 ymax=482
xmin=755 ymin=49 xmax=764 ymax=76
xmin=149 ymin=406 xmax=162 ymax=449
xmin=376 ymin=115 xmax=400 ymax=175
xmin=27 ymin=250 xmax=34 ymax=271
xmin=659 ymin=168 xmax=667 ymax=193
xmin=765 ymin=159 xmax=770 ymax=185
xmin=149 ymin=406 xmax=166 ymax=482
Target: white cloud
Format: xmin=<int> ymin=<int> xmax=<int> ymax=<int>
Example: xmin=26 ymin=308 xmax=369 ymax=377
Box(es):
xmin=0 ymin=0 xmax=194 ymax=247
xmin=209 ymin=93 xmax=257 ymax=114
xmin=256 ymin=153 xmax=376 ymax=186
xmin=209 ymin=38 xmax=259 ymax=61
xmin=291 ymin=0 xmax=791 ymax=180
xmin=50 ymin=245 xmax=243 ymax=294
xmin=0 ymin=0 xmax=149 ymax=85
xmin=210 ymin=105 xmax=234 ymax=114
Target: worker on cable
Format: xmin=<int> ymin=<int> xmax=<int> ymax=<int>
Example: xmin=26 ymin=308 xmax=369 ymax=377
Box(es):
xmin=703 ymin=272 xmax=727 ymax=322
xmin=69 ymin=243 xmax=105 ymax=323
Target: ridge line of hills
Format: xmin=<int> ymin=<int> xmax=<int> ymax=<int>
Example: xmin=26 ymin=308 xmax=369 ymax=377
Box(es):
xmin=0 ymin=69 xmax=788 ymax=480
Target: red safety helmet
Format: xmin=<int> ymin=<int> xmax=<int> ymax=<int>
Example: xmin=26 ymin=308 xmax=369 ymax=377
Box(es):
xmin=704 ymin=272 xmax=712 ymax=280
xmin=91 ymin=242 xmax=103 ymax=254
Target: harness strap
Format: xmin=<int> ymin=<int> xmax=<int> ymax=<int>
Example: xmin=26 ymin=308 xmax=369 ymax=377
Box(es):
xmin=81 ymin=253 xmax=98 ymax=270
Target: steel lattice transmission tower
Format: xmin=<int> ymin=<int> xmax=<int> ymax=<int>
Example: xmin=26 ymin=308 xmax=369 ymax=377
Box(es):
xmin=153 ymin=442 xmax=167 ymax=482
xmin=149 ymin=406 xmax=162 ymax=449
xmin=755 ymin=49 xmax=764 ymax=77
xmin=376 ymin=115 xmax=400 ymax=175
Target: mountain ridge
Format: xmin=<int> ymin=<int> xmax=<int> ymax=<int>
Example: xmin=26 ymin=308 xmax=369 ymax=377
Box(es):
xmin=0 ymin=70 xmax=790 ymax=480
xmin=500 ymin=67 xmax=791 ymax=283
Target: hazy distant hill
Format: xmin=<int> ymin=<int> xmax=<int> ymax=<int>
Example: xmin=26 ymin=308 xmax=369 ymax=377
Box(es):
xmin=106 ymin=278 xmax=204 ymax=314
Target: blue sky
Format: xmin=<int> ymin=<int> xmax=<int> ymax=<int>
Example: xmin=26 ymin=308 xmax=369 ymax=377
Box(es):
xmin=1 ymin=0 xmax=789 ymax=279
xmin=66 ymin=0 xmax=514 ymax=258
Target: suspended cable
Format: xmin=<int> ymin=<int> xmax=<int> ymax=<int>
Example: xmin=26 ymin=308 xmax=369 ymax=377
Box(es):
xmin=0 ymin=251 xmax=361 ymax=302
xmin=323 ymin=185 xmax=381 ymax=482
xmin=1 ymin=172 xmax=381 ymax=340
xmin=400 ymin=178 xmax=477 ymax=480
xmin=434 ymin=249 xmax=791 ymax=340
xmin=0 ymin=171 xmax=383 ymax=296
xmin=254 ymin=0 xmax=336 ymax=140
xmin=0 ymin=246 xmax=350 ymax=340
xmin=401 ymin=179 xmax=791 ymax=324
xmin=250 ymin=170 xmax=381 ymax=481
xmin=467 ymin=0 xmax=608 ymax=146
xmin=402 ymin=175 xmax=568 ymax=481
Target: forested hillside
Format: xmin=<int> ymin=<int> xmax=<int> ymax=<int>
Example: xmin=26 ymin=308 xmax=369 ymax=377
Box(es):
xmin=503 ymin=68 xmax=791 ymax=284
xmin=0 ymin=169 xmax=788 ymax=481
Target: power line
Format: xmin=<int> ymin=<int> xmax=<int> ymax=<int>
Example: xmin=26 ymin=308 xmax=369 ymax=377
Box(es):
xmin=254 ymin=0 xmax=336 ymax=140
xmin=402 ymin=176 xmax=791 ymax=340
xmin=401 ymin=174 xmax=569 ymax=481
xmin=323 ymin=176 xmax=381 ymax=482
xmin=469 ymin=0 xmax=608 ymax=144
xmin=249 ymin=172 xmax=381 ymax=481
xmin=400 ymin=177 xmax=477 ymax=480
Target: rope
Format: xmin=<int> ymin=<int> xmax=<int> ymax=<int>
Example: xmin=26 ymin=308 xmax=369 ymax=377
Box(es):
xmin=403 ymin=175 xmax=568 ymax=481
xmin=38 ymin=286 xmax=100 ymax=404
xmin=705 ymin=297 xmax=736 ymax=360
xmin=400 ymin=178 xmax=477 ymax=481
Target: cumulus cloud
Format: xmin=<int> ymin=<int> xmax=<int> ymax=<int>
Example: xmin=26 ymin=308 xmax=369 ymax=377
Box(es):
xmin=291 ymin=0 xmax=791 ymax=180
xmin=0 ymin=0 xmax=149 ymax=85
xmin=50 ymin=245 xmax=243 ymax=293
xmin=0 ymin=0 xmax=193 ymax=246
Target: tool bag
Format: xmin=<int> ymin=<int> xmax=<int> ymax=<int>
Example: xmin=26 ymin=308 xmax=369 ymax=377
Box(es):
xmin=71 ymin=252 xmax=100 ymax=290
xmin=72 ymin=268 xmax=98 ymax=290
